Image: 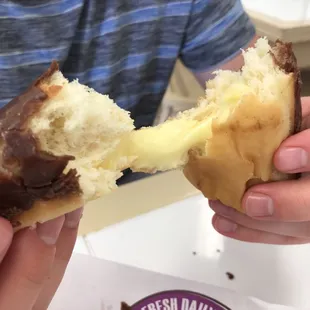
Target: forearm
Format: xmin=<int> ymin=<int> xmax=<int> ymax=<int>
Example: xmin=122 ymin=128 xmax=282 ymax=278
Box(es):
xmin=193 ymin=35 xmax=260 ymax=88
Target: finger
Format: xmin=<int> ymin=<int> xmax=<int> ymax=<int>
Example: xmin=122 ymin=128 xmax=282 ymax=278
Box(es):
xmin=0 ymin=216 xmax=64 ymax=310
xmin=273 ymin=128 xmax=310 ymax=173
xmin=212 ymin=214 xmax=310 ymax=245
xmin=0 ymin=217 xmax=13 ymax=262
xmin=273 ymin=97 xmax=310 ymax=173
xmin=33 ymin=208 xmax=83 ymax=310
xmin=241 ymin=177 xmax=310 ymax=222
xmin=210 ymin=200 xmax=310 ymax=238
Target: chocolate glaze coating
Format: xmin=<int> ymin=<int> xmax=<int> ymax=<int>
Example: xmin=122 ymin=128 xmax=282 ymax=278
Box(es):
xmin=121 ymin=302 xmax=132 ymax=310
xmin=270 ymin=40 xmax=303 ymax=181
xmin=0 ymin=61 xmax=81 ymax=221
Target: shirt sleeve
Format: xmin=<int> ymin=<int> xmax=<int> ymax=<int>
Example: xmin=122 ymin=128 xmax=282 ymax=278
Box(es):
xmin=180 ymin=0 xmax=256 ymax=73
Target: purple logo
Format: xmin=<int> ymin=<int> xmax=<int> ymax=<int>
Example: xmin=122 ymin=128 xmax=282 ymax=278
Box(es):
xmin=128 ymin=290 xmax=231 ymax=310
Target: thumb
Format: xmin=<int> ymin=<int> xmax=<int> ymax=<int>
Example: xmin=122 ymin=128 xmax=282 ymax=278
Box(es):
xmin=0 ymin=216 xmax=64 ymax=310
xmin=274 ymin=128 xmax=310 ymax=173
xmin=273 ymin=97 xmax=310 ymax=173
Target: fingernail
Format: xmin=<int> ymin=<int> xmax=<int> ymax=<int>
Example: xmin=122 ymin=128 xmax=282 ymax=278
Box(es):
xmin=214 ymin=216 xmax=237 ymax=233
xmin=245 ymin=193 xmax=274 ymax=217
xmin=36 ymin=216 xmax=65 ymax=245
xmin=277 ymin=147 xmax=308 ymax=171
xmin=64 ymin=208 xmax=83 ymax=228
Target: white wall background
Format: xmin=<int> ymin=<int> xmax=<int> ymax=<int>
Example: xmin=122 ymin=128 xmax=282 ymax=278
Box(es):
xmin=242 ymin=0 xmax=310 ymax=22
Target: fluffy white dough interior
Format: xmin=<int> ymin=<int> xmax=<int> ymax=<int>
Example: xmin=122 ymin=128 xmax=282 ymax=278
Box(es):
xmin=30 ymin=72 xmax=135 ymax=200
xmin=204 ymin=38 xmax=289 ymax=108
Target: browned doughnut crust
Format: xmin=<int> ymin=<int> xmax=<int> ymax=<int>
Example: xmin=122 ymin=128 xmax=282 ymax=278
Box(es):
xmin=183 ymin=40 xmax=302 ymax=211
xmin=13 ymin=195 xmax=83 ymax=232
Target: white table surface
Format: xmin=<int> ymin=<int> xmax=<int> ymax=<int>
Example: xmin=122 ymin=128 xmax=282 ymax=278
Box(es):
xmin=73 ymin=195 xmax=310 ymax=309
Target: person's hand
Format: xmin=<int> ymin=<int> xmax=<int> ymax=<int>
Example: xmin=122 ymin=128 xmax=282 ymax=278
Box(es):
xmin=210 ymin=97 xmax=310 ymax=245
xmin=0 ymin=208 xmax=83 ymax=310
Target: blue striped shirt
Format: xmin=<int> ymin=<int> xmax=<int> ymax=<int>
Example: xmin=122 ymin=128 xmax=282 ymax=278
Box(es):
xmin=0 ymin=0 xmax=256 ymax=129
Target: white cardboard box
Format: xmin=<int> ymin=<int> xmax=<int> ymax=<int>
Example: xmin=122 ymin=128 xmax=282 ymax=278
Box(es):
xmin=49 ymin=254 xmax=301 ymax=310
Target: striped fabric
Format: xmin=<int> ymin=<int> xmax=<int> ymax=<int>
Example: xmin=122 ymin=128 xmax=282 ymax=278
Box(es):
xmin=0 ymin=0 xmax=255 ymax=129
